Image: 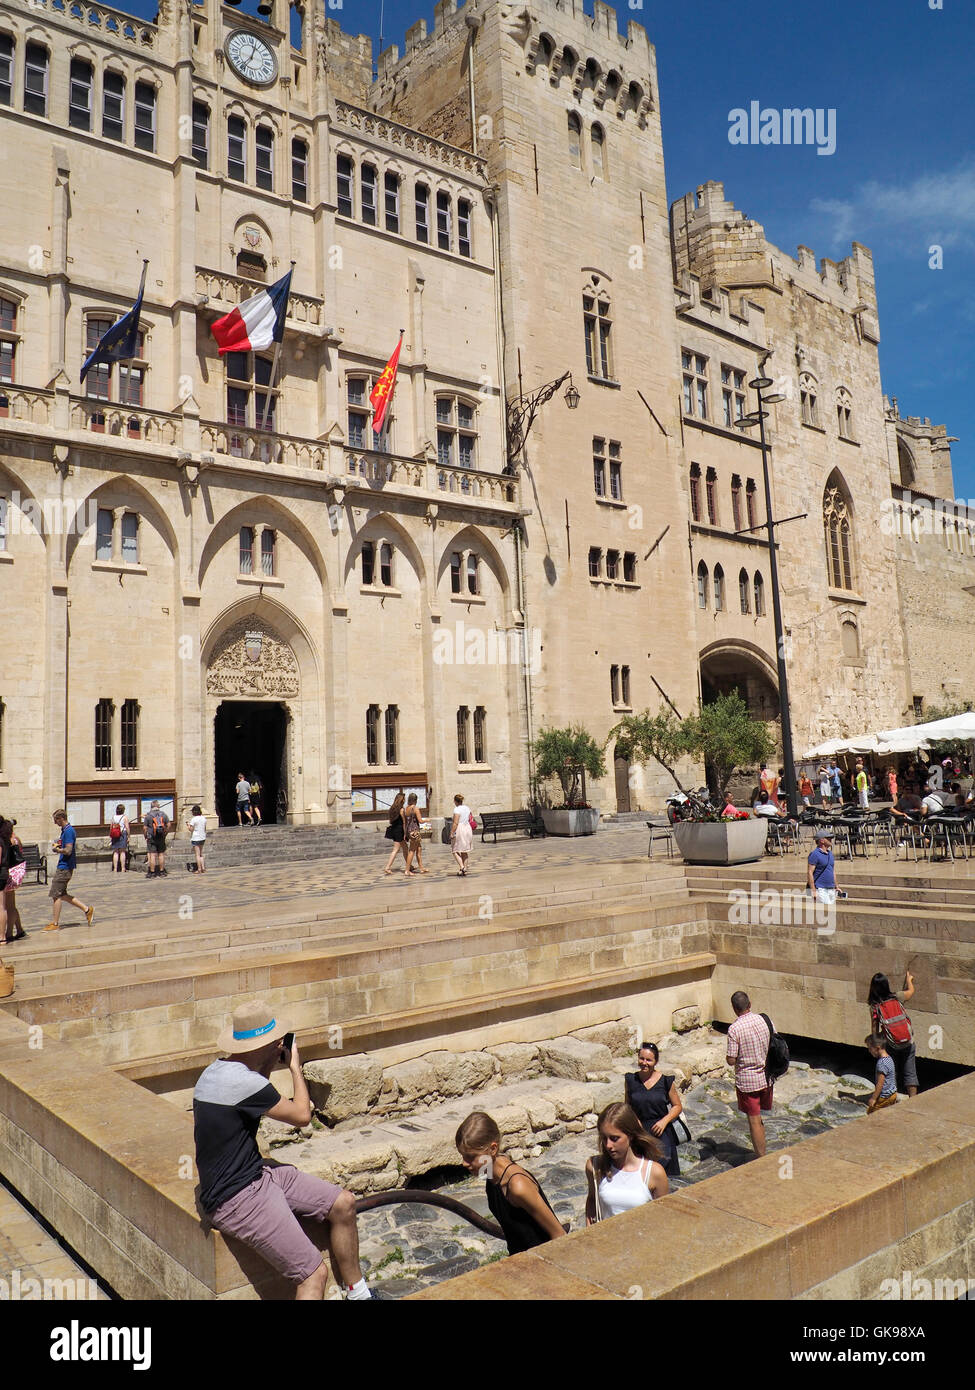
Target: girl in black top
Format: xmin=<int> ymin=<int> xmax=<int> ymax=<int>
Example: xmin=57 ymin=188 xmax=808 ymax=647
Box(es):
xmin=456 ymin=1111 xmax=565 ymax=1255
xmin=624 ymin=1042 xmax=683 ymax=1177
xmin=382 ymin=792 xmax=407 ymax=875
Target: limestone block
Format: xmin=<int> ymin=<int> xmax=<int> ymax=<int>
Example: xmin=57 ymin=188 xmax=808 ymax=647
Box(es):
xmin=655 ymin=1028 xmax=730 ymax=1082
xmin=424 ymin=1050 xmax=496 ymax=1097
xmin=586 ymin=1078 xmax=623 ymax=1114
xmin=547 ymin=1083 xmax=594 ymax=1122
xmin=491 ymin=1103 xmax=530 ymax=1144
xmin=837 ymin=1073 xmax=874 ymax=1096
xmin=303 ymin=1054 xmax=383 ymax=1123
xmin=485 ymin=1042 xmax=540 ymax=1080
xmin=387 ymin=1121 xmax=460 ymax=1178
xmin=538 ymin=1036 xmax=613 ymax=1081
xmin=386 ymin=1056 xmax=437 ymax=1106
xmin=570 ymin=1019 xmax=636 ymax=1056
xmin=525 ymin=1098 xmax=557 ymax=1131
xmin=671 ymin=1005 xmax=702 ymax=1034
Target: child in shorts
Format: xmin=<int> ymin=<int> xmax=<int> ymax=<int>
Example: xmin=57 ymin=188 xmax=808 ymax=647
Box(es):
xmin=187 ymin=805 xmax=207 ymax=874
xmin=866 ymin=1033 xmax=897 ymax=1114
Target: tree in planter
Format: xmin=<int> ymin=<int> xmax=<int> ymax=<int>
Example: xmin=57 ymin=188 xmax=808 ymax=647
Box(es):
xmin=532 ymin=726 xmax=607 ymax=808
xmin=608 ymin=709 xmax=689 ymax=795
xmin=680 ymin=691 xmax=776 ymax=804
xmin=609 ymin=694 xmax=775 ymax=807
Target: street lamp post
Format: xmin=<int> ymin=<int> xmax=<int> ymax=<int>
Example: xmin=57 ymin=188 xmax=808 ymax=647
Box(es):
xmin=735 ymin=378 xmax=801 ymax=818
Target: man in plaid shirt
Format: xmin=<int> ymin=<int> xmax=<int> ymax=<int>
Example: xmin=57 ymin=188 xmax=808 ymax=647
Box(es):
xmin=726 ymin=991 xmax=772 ymax=1157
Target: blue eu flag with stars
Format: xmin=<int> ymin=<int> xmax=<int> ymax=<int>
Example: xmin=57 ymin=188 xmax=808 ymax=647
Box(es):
xmin=79 ymin=261 xmax=148 ymax=384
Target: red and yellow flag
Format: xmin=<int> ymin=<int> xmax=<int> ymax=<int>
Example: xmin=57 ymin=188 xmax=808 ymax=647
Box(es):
xmin=369 ymin=331 xmax=403 ymax=435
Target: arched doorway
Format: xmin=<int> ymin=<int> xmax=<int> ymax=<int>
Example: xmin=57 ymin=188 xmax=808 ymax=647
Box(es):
xmin=214 ymin=701 xmax=289 ymax=825
xmin=614 ymin=743 xmax=631 ymax=813
xmin=699 ymin=641 xmax=781 ymax=801
xmin=205 ymin=616 xmax=301 ymax=825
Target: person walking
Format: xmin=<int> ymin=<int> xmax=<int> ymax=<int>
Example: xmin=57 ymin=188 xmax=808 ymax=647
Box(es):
xmin=382 ymin=792 xmax=407 ymax=875
xmin=187 ymin=804 xmax=207 ymax=873
xmin=43 ymin=811 xmax=94 ymax=932
xmin=143 ymin=800 xmax=171 ymax=878
xmin=855 ymin=759 xmax=870 ymax=810
xmin=829 ymin=760 xmax=844 ymax=805
xmin=1 ymin=819 xmax=27 ymax=942
xmin=806 ymin=834 xmax=847 ymax=907
xmin=402 ymin=793 xmax=429 ymax=876
xmin=886 ymin=767 xmax=898 ymax=803
xmin=818 ymin=763 xmax=832 ymax=806
xmin=623 ymin=1043 xmax=683 ymax=1178
xmin=726 ymin=991 xmax=772 ymax=1157
xmin=584 ymin=1103 xmax=668 ymax=1222
xmin=449 ymin=793 xmax=475 ymax=876
xmin=235 ymin=773 xmax=253 ymax=827
xmin=109 ymin=803 xmax=129 ymax=874
xmin=868 ymin=970 xmax=918 ymax=1098
xmin=799 ymin=772 xmax=814 ymax=808
xmin=248 ymin=773 xmax=263 ymax=826
xmin=455 ymin=1112 xmax=566 ymax=1253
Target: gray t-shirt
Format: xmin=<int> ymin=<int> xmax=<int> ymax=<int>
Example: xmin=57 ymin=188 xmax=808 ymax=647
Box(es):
xmin=236 ymin=780 xmax=251 ymax=802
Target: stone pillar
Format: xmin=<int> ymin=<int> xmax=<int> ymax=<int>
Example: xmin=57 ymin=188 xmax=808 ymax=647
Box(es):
xmin=49 ymin=147 xmax=71 ymax=378
xmin=408 ymin=259 xmax=426 ymax=456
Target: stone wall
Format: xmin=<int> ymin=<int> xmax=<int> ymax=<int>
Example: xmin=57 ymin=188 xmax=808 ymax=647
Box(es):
xmin=414 ymin=1072 xmax=975 ymax=1300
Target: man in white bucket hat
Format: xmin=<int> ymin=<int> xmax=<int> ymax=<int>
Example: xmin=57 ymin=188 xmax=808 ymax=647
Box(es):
xmin=193 ymin=1000 xmax=375 ymax=1300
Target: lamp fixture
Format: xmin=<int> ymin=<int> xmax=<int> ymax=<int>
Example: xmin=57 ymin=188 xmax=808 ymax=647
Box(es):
xmin=564 ymin=382 xmax=580 ymax=410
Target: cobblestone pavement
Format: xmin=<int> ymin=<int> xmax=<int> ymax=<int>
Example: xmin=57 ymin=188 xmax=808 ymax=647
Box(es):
xmin=358 ymin=1055 xmax=872 ymax=1298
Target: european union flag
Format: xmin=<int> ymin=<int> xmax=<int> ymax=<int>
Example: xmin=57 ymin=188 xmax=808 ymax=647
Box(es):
xmin=79 ymin=260 xmax=148 ymax=384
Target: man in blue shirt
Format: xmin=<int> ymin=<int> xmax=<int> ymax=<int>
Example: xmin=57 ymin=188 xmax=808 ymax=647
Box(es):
xmin=806 ymin=834 xmax=846 ymax=905
xmin=829 ymin=761 xmax=843 ymax=803
xmin=43 ymin=810 xmax=94 ymax=932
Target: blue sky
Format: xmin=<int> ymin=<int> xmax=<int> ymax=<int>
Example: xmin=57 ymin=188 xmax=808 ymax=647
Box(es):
xmin=130 ymin=1 xmax=974 ymax=492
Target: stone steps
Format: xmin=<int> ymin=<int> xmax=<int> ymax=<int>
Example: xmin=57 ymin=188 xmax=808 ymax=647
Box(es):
xmin=9 ymin=884 xmax=699 ymax=996
xmin=5 ymin=863 xmax=691 ymax=995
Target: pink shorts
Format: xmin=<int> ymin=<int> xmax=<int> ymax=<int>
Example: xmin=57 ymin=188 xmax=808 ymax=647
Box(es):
xmin=209 ymin=1162 xmax=344 ymax=1284
xmin=736 ymin=1086 xmax=773 ymax=1116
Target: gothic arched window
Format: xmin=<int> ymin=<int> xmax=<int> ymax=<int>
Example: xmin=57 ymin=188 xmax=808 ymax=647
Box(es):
xmin=824 ymin=474 xmax=855 ymax=591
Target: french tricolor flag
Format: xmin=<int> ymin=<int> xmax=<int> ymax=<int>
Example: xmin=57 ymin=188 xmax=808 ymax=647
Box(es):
xmin=210 ymin=269 xmax=292 ymax=355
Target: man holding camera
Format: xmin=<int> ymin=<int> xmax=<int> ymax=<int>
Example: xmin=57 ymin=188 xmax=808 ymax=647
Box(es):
xmin=193 ymin=1001 xmax=374 ymax=1300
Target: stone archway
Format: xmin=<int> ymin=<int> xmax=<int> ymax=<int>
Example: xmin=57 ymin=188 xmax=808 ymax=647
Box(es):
xmin=205 ymin=618 xmax=301 ymax=824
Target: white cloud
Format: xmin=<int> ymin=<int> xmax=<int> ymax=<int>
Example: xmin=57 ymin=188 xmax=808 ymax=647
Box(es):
xmin=809 ymin=160 xmax=975 ymax=253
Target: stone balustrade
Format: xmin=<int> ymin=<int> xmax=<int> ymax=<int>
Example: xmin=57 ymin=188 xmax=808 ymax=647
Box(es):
xmin=0 ymin=385 xmax=54 ymax=425
xmin=69 ymin=396 xmax=181 ymax=445
xmin=43 ymin=0 xmax=156 ymax=48
xmin=200 ymin=421 xmax=329 ymax=470
xmin=195 ymin=269 xmax=325 ymax=330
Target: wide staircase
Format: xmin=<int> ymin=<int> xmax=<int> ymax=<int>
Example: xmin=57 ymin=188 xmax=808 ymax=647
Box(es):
xmin=2 ymin=857 xmax=711 ymax=1081
xmin=167 ymin=822 xmax=388 ymax=868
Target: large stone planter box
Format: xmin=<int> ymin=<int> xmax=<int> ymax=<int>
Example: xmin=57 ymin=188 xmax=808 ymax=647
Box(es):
xmin=672 ymin=817 xmax=768 ymax=865
xmin=540 ymin=807 xmax=600 ymax=836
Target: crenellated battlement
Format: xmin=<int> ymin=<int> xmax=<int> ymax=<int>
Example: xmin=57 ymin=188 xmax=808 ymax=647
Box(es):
xmin=671 ymin=181 xmax=877 ymax=322
xmin=371 ymin=0 xmax=656 ymax=130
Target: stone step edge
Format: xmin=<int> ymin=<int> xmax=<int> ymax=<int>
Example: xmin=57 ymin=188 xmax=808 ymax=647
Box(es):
xmin=119 ymin=951 xmax=718 ymax=1083
xmin=7 ymin=894 xmax=711 ymax=1009
xmin=10 ymin=865 xmax=687 ymax=966
xmin=11 ymin=890 xmax=699 ymax=993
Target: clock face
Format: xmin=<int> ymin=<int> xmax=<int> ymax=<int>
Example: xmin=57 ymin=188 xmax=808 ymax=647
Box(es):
xmin=225 ymin=30 xmax=278 ymax=87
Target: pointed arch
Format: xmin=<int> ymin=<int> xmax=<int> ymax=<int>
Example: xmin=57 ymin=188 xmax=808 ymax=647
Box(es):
xmin=197 ymin=494 xmax=327 ymax=590
xmin=823 ymin=469 xmax=857 ymax=591
xmin=65 ymin=473 xmax=179 ymax=573
xmin=437 ymin=524 xmax=512 ymax=602
xmin=344 ymin=510 xmax=427 ymax=588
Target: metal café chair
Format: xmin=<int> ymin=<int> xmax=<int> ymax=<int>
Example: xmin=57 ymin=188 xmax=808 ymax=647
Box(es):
xmin=892 ymin=812 xmax=922 ymax=863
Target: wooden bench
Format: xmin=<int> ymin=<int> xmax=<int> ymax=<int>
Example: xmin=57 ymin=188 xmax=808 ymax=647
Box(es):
xmin=19 ymin=843 xmax=48 ymax=885
xmin=478 ymin=810 xmax=547 ymax=844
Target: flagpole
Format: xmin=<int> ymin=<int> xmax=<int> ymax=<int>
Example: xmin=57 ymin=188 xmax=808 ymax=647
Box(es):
xmin=258 ymin=260 xmax=295 ymax=435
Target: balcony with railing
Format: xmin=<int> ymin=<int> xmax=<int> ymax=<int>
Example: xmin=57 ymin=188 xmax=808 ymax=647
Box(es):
xmin=196 ymin=269 xmax=326 ymax=332
xmin=36 ymin=0 xmax=156 ymax=48
xmin=70 ymin=396 xmax=180 ymax=445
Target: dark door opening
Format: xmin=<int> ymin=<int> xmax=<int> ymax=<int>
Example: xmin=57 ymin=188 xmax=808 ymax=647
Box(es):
xmin=614 ymin=746 xmax=631 ymax=814
xmin=214 ymin=701 xmax=288 ymax=826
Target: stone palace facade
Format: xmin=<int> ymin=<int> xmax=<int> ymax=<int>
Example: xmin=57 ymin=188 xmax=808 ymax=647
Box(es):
xmin=0 ymin=0 xmax=967 ymax=838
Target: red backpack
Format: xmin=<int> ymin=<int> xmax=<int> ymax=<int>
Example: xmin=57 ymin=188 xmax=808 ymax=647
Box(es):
xmin=872 ymin=998 xmax=913 ymax=1049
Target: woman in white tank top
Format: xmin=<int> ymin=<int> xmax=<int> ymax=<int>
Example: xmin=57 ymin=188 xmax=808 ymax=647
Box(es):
xmin=585 ymin=1102 xmax=669 ymax=1223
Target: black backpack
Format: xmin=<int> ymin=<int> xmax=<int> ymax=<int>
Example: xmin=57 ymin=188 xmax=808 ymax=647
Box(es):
xmin=760 ymin=1014 xmax=790 ymax=1084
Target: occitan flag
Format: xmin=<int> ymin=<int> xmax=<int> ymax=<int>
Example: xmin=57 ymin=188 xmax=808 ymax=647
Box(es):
xmin=369 ymin=332 xmax=404 ymax=435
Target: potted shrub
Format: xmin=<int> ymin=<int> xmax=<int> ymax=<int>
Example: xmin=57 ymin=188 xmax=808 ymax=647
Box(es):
xmin=532 ymin=725 xmax=606 ymax=835
xmin=609 ymin=694 xmax=776 ymax=865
